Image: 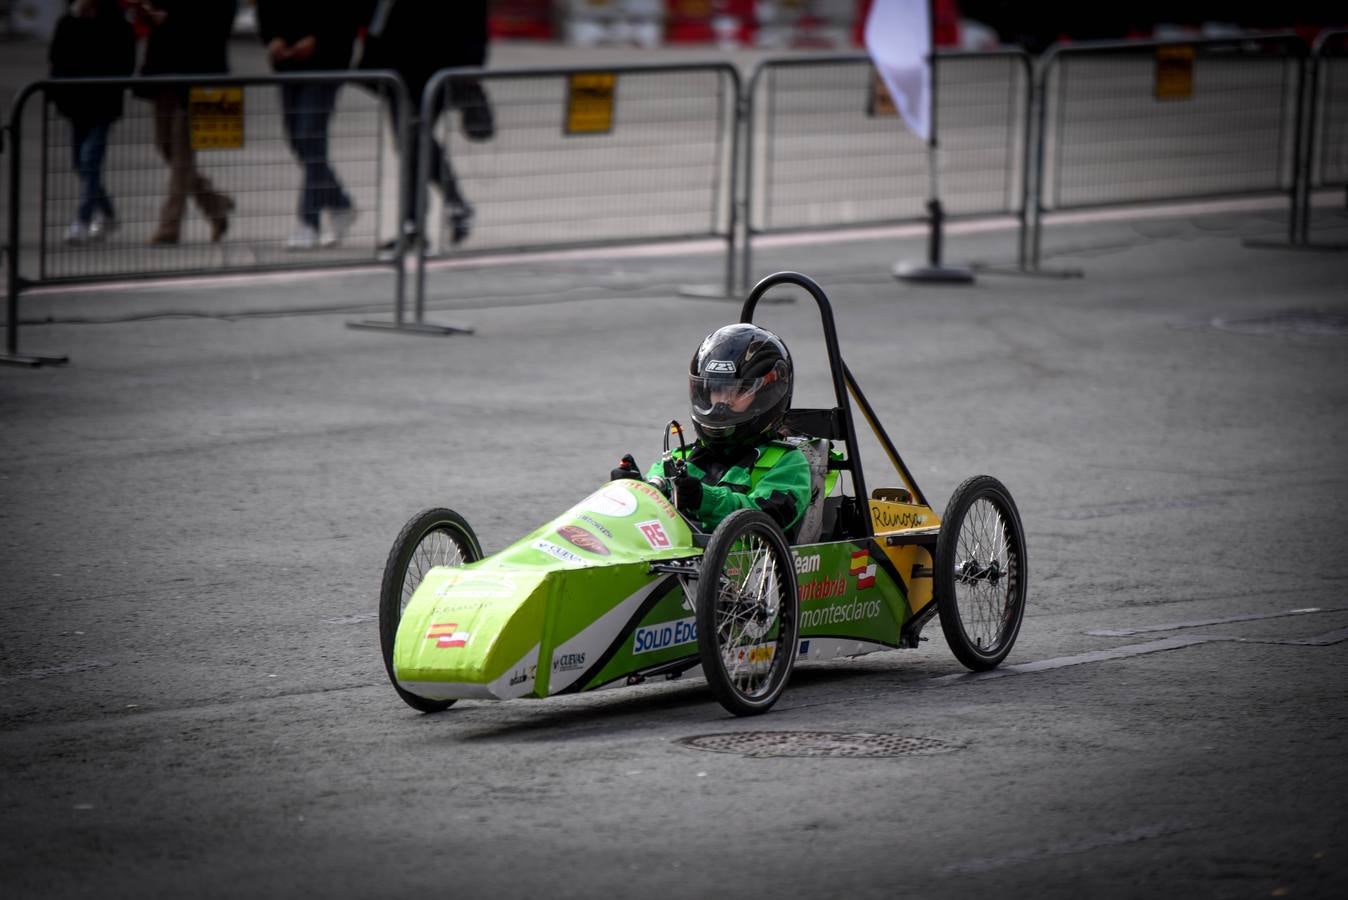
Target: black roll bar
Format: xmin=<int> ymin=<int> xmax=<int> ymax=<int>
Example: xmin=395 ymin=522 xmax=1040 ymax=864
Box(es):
xmin=739 ymin=272 xmax=930 ymax=531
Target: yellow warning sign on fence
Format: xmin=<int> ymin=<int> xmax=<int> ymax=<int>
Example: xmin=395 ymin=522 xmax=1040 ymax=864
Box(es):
xmin=189 ymin=87 xmax=244 ymax=150
xmin=1154 ymin=46 xmax=1194 ymax=101
xmin=566 ymin=73 xmax=616 ymax=135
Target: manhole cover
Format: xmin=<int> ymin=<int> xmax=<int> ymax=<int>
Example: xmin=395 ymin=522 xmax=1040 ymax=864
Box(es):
xmin=1211 ymin=311 xmax=1348 ymax=337
xmin=680 ymin=731 xmax=961 ymax=758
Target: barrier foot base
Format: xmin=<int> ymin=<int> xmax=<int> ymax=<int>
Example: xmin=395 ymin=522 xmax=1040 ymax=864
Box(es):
xmin=347 ymin=318 xmax=475 ymax=336
xmin=1243 ymin=238 xmax=1348 ymax=252
xmin=893 ymin=261 xmax=976 ymax=284
xmin=0 ymin=351 xmax=69 ymax=368
xmin=972 ymin=263 xmax=1085 ymax=279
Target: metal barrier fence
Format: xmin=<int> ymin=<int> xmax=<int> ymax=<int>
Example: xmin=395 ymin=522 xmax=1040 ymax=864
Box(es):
xmin=742 ymin=50 xmax=1034 ymax=289
xmin=1032 ymin=34 xmax=1308 ymax=265
xmin=400 ymin=62 xmax=741 ymax=326
xmin=6 ymin=36 xmax=1340 ymax=363
xmin=1301 ymin=29 xmax=1348 ymax=243
xmin=4 ymin=71 xmax=410 ymax=365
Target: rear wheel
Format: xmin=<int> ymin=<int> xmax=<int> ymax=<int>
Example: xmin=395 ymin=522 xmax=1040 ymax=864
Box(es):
xmin=696 ymin=509 xmax=800 ymax=716
xmin=934 ymin=476 xmax=1027 ymax=670
xmin=379 ymin=507 xmax=483 ymax=712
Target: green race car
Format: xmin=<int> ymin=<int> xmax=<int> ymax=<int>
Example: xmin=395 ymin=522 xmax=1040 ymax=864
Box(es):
xmin=379 ymin=272 xmax=1028 ymax=717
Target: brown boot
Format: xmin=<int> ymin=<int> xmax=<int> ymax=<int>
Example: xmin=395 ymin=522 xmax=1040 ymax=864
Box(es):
xmin=149 ymin=227 xmax=179 ymax=245
xmin=208 ymin=195 xmax=236 ymax=243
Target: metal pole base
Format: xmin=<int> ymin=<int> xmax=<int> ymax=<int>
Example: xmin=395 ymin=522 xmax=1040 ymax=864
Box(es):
xmin=346 ymin=319 xmax=475 ymax=336
xmin=0 ymin=351 xmax=69 ymax=367
xmin=893 ymin=260 xmax=976 ymax=284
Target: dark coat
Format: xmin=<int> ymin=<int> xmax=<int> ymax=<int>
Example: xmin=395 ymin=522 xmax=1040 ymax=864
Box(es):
xmin=256 ymin=0 xmax=362 ymax=71
xmin=356 ymin=0 xmax=488 ymax=99
xmin=139 ymin=0 xmax=236 ymax=77
xmin=48 ymin=1 xmax=137 ymax=124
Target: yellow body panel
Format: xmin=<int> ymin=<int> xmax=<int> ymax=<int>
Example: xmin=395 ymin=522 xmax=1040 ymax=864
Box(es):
xmin=869 ymin=498 xmax=940 ymax=614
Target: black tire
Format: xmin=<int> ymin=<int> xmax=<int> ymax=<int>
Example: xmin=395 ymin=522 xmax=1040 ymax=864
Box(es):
xmin=379 ymin=507 xmax=483 ymax=712
xmin=695 ymin=509 xmax=800 ymax=716
xmin=934 ymin=475 xmax=1028 ymax=671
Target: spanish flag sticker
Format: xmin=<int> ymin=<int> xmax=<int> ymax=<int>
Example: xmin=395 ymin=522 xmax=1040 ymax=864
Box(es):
xmin=850 ymin=550 xmax=876 ymax=590
xmin=426 ymin=622 xmax=470 ymax=649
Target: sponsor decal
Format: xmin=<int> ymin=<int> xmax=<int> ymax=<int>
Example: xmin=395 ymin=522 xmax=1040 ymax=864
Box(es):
xmin=799 ymin=639 xmax=811 ymax=655
xmin=508 ymin=665 xmax=536 ymax=687
xmin=705 ymin=360 xmax=736 ymax=373
xmin=577 ymin=514 xmax=614 ymax=539
xmin=874 ymin=508 xmax=927 ymax=530
xmin=556 ymin=524 xmax=609 ymax=556
xmin=792 ymin=551 xmax=821 ymax=575
xmin=734 ymin=645 xmax=775 ymax=665
xmin=426 ymin=622 xmax=470 ymax=649
xmin=636 ymin=519 xmax=671 ymax=550
xmin=552 ymin=652 xmax=587 ymax=672
xmin=632 ymin=616 xmax=698 ymax=655
xmin=628 ymin=479 xmax=678 ymax=518
xmin=431 ymin=598 xmax=487 ymax=617
xmin=798 ymin=576 xmax=847 ymax=603
xmin=534 ymin=540 xmax=585 ymax=564
xmin=850 ymin=550 xmax=877 ymax=590
xmin=799 ymin=598 xmax=883 ymax=630
xmin=583 ymin=483 xmax=638 ymax=518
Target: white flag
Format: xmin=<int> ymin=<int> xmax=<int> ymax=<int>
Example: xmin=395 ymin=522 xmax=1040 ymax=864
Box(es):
xmin=864 ymin=0 xmax=932 ymax=142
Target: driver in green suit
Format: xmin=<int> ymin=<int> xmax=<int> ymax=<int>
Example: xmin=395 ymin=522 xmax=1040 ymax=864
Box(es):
xmin=614 ymin=323 xmax=812 ymax=535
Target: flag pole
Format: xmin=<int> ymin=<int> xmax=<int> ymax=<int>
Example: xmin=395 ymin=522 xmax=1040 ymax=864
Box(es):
xmin=894 ymin=0 xmax=973 ymax=283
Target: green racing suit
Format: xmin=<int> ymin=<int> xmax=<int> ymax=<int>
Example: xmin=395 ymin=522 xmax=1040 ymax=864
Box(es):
xmin=645 ymin=439 xmax=811 ymax=534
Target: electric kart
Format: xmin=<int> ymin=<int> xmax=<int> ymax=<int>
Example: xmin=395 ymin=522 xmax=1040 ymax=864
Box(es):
xmin=379 ymin=272 xmax=1028 ymax=717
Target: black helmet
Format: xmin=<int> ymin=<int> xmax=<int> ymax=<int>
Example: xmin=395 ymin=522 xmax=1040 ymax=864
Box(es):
xmin=688 ymin=323 xmax=793 ymax=446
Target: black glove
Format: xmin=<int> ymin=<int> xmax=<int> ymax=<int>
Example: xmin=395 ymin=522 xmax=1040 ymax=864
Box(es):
xmin=672 ymin=475 xmax=702 ymax=513
xmin=610 ymin=453 xmax=641 ymax=481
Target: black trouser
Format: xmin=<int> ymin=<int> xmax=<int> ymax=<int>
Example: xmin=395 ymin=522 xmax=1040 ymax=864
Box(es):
xmin=389 ymin=91 xmax=465 ymax=236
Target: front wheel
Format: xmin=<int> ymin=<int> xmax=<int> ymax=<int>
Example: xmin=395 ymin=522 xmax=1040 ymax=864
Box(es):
xmin=379 ymin=507 xmax=483 ymax=712
xmin=696 ymin=509 xmax=800 ymax=716
xmin=934 ymin=475 xmax=1028 ymax=671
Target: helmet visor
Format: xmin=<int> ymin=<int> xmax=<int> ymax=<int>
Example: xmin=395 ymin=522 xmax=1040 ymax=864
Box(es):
xmin=689 ymin=360 xmax=790 ymax=428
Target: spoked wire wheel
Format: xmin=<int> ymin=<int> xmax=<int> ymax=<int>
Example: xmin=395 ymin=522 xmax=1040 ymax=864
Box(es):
xmin=695 ymin=509 xmax=800 ymax=716
xmin=378 ymin=507 xmax=483 ymax=712
xmin=934 ymin=475 xmax=1027 ymax=671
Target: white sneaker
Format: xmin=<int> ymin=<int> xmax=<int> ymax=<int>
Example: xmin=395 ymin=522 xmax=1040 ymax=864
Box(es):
xmin=286 ymin=223 xmax=320 ymax=251
xmin=323 ymin=207 xmax=358 ymax=247
xmin=88 ymin=212 xmax=118 ymax=240
xmin=65 ymin=221 xmax=89 ymax=244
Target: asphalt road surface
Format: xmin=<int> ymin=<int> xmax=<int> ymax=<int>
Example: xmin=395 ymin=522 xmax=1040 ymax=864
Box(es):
xmin=2 ymin=201 xmax=1346 ymax=898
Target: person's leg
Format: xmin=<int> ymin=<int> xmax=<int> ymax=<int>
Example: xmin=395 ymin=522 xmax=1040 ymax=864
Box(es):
xmin=425 ymin=92 xmax=472 ymax=245
xmin=394 ymin=106 xmax=423 ymax=239
xmin=83 ymin=121 xmax=113 ymax=224
xmin=177 ymin=105 xmax=233 ymax=241
xmin=152 ymin=92 xmax=188 ymax=241
xmin=72 ymin=121 xmax=95 ymax=225
xmin=280 ymin=83 xmax=319 ymax=230
xmin=307 ymin=83 xmax=350 ymax=216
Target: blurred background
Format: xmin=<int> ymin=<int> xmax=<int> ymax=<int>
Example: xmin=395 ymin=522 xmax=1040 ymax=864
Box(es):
xmin=2 ymin=0 xmax=1345 ymax=53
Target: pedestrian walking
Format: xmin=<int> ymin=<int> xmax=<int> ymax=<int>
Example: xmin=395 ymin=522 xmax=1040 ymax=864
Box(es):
xmin=131 ymin=0 xmax=237 ymax=245
xmin=48 ymin=0 xmax=137 ymax=244
xmin=357 ymin=0 xmax=493 ymax=253
xmin=257 ymin=0 xmax=362 ymax=250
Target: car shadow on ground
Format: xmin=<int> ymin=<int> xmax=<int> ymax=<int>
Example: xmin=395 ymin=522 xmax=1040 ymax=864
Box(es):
xmin=414 ymin=653 xmax=954 ymax=743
